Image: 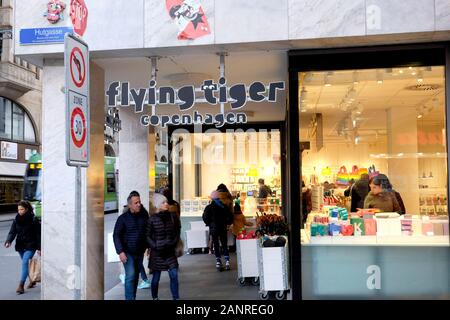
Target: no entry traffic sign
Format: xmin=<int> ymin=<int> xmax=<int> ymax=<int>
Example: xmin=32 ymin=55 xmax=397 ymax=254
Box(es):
xmin=65 ymin=33 xmax=89 ymax=167
xmin=69 ymin=46 xmax=86 ymax=88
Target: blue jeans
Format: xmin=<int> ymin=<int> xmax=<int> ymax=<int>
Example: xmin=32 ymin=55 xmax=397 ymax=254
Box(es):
xmin=151 ymin=267 xmax=179 ymax=300
xmin=18 ymin=250 xmax=36 ymax=283
xmin=122 ymin=253 xmax=143 ymax=300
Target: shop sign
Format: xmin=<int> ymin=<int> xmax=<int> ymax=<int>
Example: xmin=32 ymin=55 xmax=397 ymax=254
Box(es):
xmin=105 ymin=79 xmax=285 ymax=128
xmin=19 ymin=27 xmax=73 ymax=45
xmin=1 ymin=141 xmax=18 ymax=160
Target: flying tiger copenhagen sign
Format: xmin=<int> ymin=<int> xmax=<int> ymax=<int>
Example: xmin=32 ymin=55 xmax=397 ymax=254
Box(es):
xmin=105 ymin=78 xmax=285 ymax=128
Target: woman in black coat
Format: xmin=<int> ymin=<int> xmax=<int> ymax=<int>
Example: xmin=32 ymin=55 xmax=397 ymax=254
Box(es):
xmin=4 ymin=200 xmax=41 ymax=294
xmin=146 ymin=193 xmax=181 ymax=300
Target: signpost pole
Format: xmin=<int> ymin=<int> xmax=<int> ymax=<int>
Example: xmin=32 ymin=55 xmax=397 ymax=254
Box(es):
xmin=75 ymin=165 xmax=81 ymax=300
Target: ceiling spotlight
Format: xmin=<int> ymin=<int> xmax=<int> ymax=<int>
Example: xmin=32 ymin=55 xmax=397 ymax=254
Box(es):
xmin=417 ymin=113 xmax=423 ymax=119
xmin=376 ymin=70 xmax=383 ymax=84
xmin=324 ymin=72 xmax=332 ymax=87
xmin=300 ymin=87 xmax=308 ymax=102
xmin=399 ymin=69 xmax=404 ymax=74
xmin=353 ymin=71 xmax=359 ymax=85
xmin=417 ymin=70 xmax=423 ymax=83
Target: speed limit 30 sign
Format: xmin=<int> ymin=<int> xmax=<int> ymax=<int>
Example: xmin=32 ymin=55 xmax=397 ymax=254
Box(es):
xmin=65 ymin=33 xmax=89 ymax=167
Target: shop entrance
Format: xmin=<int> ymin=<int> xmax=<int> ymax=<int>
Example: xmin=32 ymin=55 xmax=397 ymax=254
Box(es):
xmin=101 ymin=51 xmax=289 ymax=300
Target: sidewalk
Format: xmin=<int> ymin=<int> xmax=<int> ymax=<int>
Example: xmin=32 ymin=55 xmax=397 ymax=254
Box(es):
xmin=105 ymin=253 xmax=260 ymax=300
xmin=0 ymin=213 xmax=16 ymax=222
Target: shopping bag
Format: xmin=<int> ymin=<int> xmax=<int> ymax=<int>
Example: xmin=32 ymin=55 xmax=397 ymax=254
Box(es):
xmin=28 ymin=257 xmax=41 ymax=283
xmin=336 ymin=166 xmax=349 ymax=186
xmin=175 ymin=239 xmax=184 ymax=258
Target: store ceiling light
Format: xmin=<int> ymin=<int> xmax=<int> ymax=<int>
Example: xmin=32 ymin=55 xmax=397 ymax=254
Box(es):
xmin=417 ymin=113 xmax=423 ymax=119
xmin=376 ymin=70 xmax=383 ymax=84
xmin=324 ymin=72 xmax=332 ymax=87
xmin=417 ymin=70 xmax=423 ymax=82
xmin=352 ymin=71 xmax=359 ymax=84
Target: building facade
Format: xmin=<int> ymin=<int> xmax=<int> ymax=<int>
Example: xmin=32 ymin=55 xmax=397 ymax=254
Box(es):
xmin=1 ymin=0 xmax=41 ymax=213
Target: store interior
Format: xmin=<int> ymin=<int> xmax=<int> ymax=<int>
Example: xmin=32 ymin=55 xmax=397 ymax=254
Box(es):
xmin=172 ymin=129 xmax=282 ymax=217
xmin=298 ymin=65 xmax=449 ymax=242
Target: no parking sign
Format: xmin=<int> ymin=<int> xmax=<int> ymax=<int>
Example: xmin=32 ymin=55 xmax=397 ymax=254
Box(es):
xmin=65 ymin=33 xmax=89 ymax=167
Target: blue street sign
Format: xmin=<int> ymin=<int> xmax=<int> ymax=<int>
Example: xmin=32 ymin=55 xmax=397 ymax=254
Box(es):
xmin=20 ymin=27 xmax=73 ymax=45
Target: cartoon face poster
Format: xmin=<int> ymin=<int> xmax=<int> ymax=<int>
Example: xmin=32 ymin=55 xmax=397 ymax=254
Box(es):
xmin=166 ymin=0 xmax=211 ymax=40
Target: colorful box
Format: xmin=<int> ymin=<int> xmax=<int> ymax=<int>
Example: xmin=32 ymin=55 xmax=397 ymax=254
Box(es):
xmin=350 ymin=217 xmax=365 ymax=236
xmin=412 ymin=219 xmax=422 ymax=235
xmin=364 ymin=219 xmax=377 ymax=236
xmin=432 ymin=222 xmax=444 ymax=236
xmin=443 ymin=221 xmax=449 ymax=236
xmin=422 ymin=221 xmax=434 ymax=236
xmin=341 ymin=224 xmax=354 ymax=236
xmin=328 ymin=223 xmax=341 ymax=236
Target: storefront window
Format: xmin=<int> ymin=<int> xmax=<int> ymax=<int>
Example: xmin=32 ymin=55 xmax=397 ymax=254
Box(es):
xmin=298 ymin=65 xmax=449 ymax=299
xmin=0 ymin=96 xmax=36 ymax=143
xmin=172 ymin=128 xmax=282 ymax=218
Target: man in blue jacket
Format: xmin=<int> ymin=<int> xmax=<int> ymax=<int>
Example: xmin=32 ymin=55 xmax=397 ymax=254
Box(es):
xmin=113 ymin=191 xmax=148 ymax=300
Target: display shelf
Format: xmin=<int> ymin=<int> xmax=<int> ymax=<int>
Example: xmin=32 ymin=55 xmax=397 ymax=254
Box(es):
xmin=303 ymin=234 xmax=449 ymax=246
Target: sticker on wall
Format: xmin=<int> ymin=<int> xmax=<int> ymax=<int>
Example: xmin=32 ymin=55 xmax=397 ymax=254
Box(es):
xmin=44 ymin=0 xmax=67 ymax=24
xmin=166 ymin=0 xmax=211 ymax=40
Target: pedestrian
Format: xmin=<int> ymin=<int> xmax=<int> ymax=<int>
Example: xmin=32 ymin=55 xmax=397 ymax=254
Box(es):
xmin=202 ymin=184 xmax=234 ymax=271
xmin=231 ymin=201 xmax=252 ymax=237
xmin=162 ymin=188 xmax=180 ymax=218
xmin=364 ymin=174 xmax=402 ymax=213
xmin=113 ymin=191 xmax=148 ymax=300
xmin=146 ymin=193 xmax=181 ymax=300
xmin=350 ymin=174 xmax=370 ymax=212
xmin=301 ymin=181 xmax=312 ymax=223
xmin=4 ymin=200 xmax=41 ymax=294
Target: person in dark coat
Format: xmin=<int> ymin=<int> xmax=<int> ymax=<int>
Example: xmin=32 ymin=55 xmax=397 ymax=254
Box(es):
xmin=146 ymin=193 xmax=180 ymax=300
xmin=4 ymin=200 xmax=41 ymax=294
xmin=350 ymin=174 xmax=370 ymax=212
xmin=162 ymin=188 xmax=180 ymax=218
xmin=113 ymin=192 xmax=148 ymax=300
xmin=202 ymin=184 xmax=234 ymax=271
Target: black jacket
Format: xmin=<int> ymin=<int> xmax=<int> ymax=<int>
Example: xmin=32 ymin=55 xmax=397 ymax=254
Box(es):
xmin=202 ymin=199 xmax=233 ymax=235
xmin=146 ymin=211 xmax=180 ymax=271
xmin=113 ymin=207 xmax=148 ymax=255
xmin=6 ymin=212 xmax=41 ymax=252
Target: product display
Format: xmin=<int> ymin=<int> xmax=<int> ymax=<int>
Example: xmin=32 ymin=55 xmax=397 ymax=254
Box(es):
xmin=304 ymin=205 xmax=449 ymax=244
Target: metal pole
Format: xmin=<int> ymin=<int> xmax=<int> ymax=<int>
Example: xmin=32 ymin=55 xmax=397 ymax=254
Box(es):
xmin=75 ymin=165 xmax=81 ymax=300
xmin=151 ymin=57 xmax=158 ymax=116
xmin=219 ymin=53 xmax=225 ymax=115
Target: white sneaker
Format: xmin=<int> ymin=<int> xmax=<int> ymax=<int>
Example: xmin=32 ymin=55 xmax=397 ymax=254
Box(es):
xmin=138 ymin=279 xmax=151 ymax=289
xmin=119 ymin=274 xmax=125 ymax=284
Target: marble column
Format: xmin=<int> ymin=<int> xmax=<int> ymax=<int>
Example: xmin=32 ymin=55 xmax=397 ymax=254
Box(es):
xmin=118 ymin=108 xmax=149 ymax=212
xmin=41 ymin=59 xmax=104 ymax=299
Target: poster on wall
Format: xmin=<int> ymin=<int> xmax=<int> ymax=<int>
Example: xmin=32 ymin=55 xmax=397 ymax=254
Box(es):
xmin=1 ymin=141 xmax=18 ymax=160
xmin=25 ymin=149 xmax=38 ymax=161
xmin=166 ymin=0 xmax=211 ymax=40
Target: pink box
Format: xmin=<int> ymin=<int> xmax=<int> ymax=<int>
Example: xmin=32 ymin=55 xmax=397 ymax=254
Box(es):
xmin=422 ymin=222 xmax=434 ymax=236
xmin=432 ymin=222 xmax=444 ymax=236
xmin=443 ymin=222 xmax=449 ymax=235
xmin=364 ymin=219 xmax=377 ymax=236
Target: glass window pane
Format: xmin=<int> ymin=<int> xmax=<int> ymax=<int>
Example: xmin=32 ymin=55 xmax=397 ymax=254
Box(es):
xmin=24 ymin=114 xmax=36 ymax=143
xmin=12 ymin=103 xmax=24 ymax=141
xmin=298 ymin=66 xmax=449 ymax=299
xmin=0 ymin=97 xmax=12 ymax=139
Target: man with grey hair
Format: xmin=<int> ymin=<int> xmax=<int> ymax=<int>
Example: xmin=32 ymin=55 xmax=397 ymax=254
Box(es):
xmin=113 ymin=191 xmax=148 ymax=300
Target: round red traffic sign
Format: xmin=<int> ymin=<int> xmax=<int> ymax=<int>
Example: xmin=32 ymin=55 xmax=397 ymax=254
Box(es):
xmin=69 ymin=47 xmax=86 ymax=88
xmin=70 ymin=107 xmax=87 ymax=148
xmin=70 ymin=0 xmax=88 ymax=36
